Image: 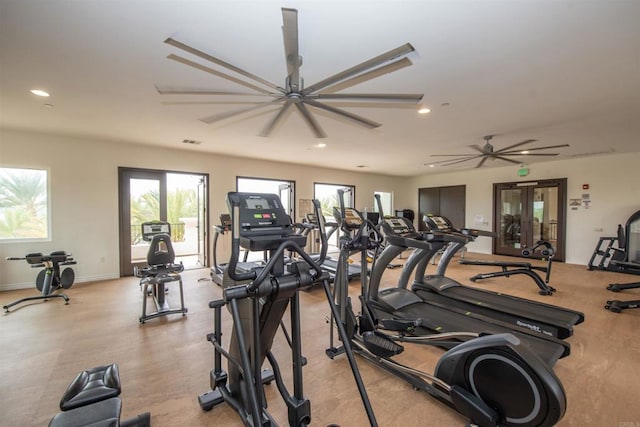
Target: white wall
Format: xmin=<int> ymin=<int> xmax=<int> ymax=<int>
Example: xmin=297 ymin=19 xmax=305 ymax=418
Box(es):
xmin=0 ymin=128 xmax=407 ymax=289
xmin=1 ymin=128 xmax=637 ymax=288
xmin=405 ymin=152 xmax=640 ymax=264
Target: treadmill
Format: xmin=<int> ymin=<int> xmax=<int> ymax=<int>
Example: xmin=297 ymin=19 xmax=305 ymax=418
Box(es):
xmin=399 ymin=215 xmax=584 ymax=339
xmin=301 ymin=213 xmax=362 ymax=281
xmin=359 ymin=215 xmax=571 ymax=367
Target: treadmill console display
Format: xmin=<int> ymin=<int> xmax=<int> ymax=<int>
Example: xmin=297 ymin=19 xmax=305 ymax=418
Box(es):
xmin=343 ymin=207 xmax=364 ymax=228
xmin=424 ymin=215 xmax=454 ymax=231
xmin=384 ymin=218 xmax=412 ymax=235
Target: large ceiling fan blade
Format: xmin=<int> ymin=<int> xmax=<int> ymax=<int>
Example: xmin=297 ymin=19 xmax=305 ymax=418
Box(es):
xmin=469 ymin=144 xmax=486 ymax=154
xmin=313 ymin=93 xmax=423 ymax=103
xmin=165 ymin=38 xmax=284 ymax=93
xmin=154 ymin=84 xmax=276 ymax=97
xmin=427 ymin=155 xmax=483 ymax=166
xmin=494 ymin=139 xmax=538 ymax=153
xmin=499 ymin=152 xmax=560 ymax=157
xmin=476 ymin=157 xmax=489 ymax=168
xmin=281 ymin=8 xmax=301 ymax=91
xmin=304 ymin=99 xmax=381 ymax=129
xmin=492 ymin=155 xmax=521 ymax=164
xmin=295 ymin=102 xmax=327 ymax=138
xmin=430 ymin=154 xmax=480 ymax=158
xmin=199 ymin=98 xmax=284 ymax=124
xmin=259 ymin=99 xmax=295 ymax=137
xmin=501 ymin=144 xmax=570 ymax=154
xmin=167 ymin=54 xmax=274 ymax=95
xmin=302 ymin=43 xmax=415 ymax=95
xmin=318 ymin=58 xmax=414 ymax=94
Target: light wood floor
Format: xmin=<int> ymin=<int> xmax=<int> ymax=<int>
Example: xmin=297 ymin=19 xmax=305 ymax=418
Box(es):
xmin=1 ymin=254 xmax=639 ymax=426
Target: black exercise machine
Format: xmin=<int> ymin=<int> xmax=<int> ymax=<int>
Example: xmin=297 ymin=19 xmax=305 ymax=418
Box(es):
xmin=424 ymin=214 xmax=558 ymax=295
xmin=48 ymin=363 xmax=151 ymax=427
xmin=4 ymin=251 xmax=76 ymax=313
xmin=588 ymin=209 xmax=640 ymax=275
xmin=300 ymin=211 xmax=362 ymax=281
xmin=327 ymin=193 xmax=567 ymax=427
xmin=586 ymin=209 xmax=640 ymax=312
xmin=210 ymin=213 xmax=232 ymax=286
xmin=404 ymin=216 xmax=582 ymax=339
xmin=198 ymin=192 xmax=376 ymax=426
xmin=462 ymin=240 xmax=557 ymax=295
xmin=134 ymin=221 xmax=187 ymax=324
xmin=605 ymin=275 xmax=640 ymax=313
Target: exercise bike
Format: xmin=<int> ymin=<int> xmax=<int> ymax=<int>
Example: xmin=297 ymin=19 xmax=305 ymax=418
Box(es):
xmin=327 ymin=191 xmax=566 ymax=427
xmin=4 ymin=251 xmax=76 ymax=313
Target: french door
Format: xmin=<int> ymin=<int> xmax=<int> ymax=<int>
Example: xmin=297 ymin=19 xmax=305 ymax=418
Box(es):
xmin=118 ymin=168 xmax=209 ymax=277
xmin=493 ymin=178 xmax=566 ymax=261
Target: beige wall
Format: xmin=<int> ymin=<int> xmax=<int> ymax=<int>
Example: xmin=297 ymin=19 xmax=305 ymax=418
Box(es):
xmin=0 ymin=128 xmax=407 ymax=289
xmin=1 ymin=128 xmax=638 ymax=288
xmin=406 ymin=152 xmax=640 ymax=264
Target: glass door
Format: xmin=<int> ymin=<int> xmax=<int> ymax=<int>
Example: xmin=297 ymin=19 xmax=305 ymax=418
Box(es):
xmin=119 ymin=169 xmax=166 ymax=276
xmin=278 ymin=183 xmax=294 ymax=219
xmin=493 ymin=179 xmax=566 ymax=261
xmin=495 ymin=186 xmax=526 ymax=256
xmin=197 ymin=176 xmax=207 ymax=267
xmin=119 ymin=168 xmax=209 ymax=276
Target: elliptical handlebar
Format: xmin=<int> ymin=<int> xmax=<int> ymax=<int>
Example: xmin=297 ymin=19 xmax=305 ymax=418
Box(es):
xmin=224 ymin=192 xmax=328 ymax=298
xmin=224 ymin=239 xmax=326 ymax=301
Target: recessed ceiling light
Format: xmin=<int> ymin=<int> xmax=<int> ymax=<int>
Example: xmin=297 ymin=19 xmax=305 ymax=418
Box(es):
xmin=428 ymin=164 xmax=435 ymax=168
xmin=316 ymin=143 xmax=327 ymax=148
xmin=520 ymin=150 xmax=530 ymax=154
xmin=418 ymin=107 xmax=431 ymax=114
xmin=30 ymin=89 xmax=50 ymax=97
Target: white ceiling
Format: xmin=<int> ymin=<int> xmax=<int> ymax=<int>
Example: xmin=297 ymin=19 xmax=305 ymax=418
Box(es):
xmin=1 ymin=0 xmax=639 ymax=176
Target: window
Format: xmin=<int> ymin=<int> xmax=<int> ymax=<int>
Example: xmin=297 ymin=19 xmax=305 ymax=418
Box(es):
xmin=0 ymin=167 xmax=49 ymax=240
xmin=314 ymin=183 xmax=355 ymax=221
xmin=374 ymin=191 xmax=393 ymax=217
xmin=236 ymin=177 xmax=295 ymax=219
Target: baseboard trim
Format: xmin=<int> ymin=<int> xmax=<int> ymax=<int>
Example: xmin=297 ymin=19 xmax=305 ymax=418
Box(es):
xmin=0 ymin=273 xmax=120 ymax=292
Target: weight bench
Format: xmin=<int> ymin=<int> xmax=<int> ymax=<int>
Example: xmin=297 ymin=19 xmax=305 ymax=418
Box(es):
xmin=460 ymin=240 xmax=556 ymax=295
xmin=49 ymin=363 xmax=150 ymax=427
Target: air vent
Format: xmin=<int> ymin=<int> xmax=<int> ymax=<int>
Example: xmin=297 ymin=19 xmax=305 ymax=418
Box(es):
xmin=182 ymin=139 xmax=202 ymax=145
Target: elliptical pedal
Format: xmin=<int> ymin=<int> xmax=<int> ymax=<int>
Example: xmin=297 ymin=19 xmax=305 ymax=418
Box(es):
xmin=362 ymin=331 xmax=404 ymax=357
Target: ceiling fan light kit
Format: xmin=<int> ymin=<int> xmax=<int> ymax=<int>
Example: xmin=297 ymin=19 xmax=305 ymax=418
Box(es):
xmin=157 ymin=8 xmax=424 ymax=138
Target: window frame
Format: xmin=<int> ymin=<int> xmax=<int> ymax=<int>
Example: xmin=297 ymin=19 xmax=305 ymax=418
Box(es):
xmin=0 ymin=166 xmax=51 ymax=243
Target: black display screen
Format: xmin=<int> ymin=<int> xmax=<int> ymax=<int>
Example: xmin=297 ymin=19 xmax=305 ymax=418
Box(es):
xmin=244 ymin=197 xmax=276 ymax=210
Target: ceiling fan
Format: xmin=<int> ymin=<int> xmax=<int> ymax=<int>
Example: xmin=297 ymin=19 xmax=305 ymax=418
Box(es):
xmin=428 ymin=135 xmax=570 ymax=168
xmin=155 ymin=8 xmax=423 ymax=138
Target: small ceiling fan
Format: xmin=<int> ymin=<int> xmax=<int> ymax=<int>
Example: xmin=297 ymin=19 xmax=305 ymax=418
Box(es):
xmin=428 ymin=135 xmax=570 ymax=168
xmin=155 ymin=8 xmax=423 ymax=138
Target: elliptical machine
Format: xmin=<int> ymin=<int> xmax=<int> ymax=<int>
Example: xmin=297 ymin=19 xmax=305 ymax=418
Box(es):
xmin=327 ymin=191 xmax=567 ymax=427
xmin=198 ymin=192 xmax=377 ymax=426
